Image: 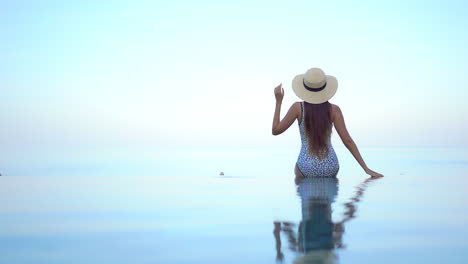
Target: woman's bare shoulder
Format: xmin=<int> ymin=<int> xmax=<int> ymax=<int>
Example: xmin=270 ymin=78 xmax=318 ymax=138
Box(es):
xmin=330 ymin=103 xmax=343 ymax=112
xmin=295 ymin=101 xmax=303 ymax=111
xmin=294 ymin=101 xmax=302 ymax=119
xmin=330 ymin=103 xmax=342 ymax=122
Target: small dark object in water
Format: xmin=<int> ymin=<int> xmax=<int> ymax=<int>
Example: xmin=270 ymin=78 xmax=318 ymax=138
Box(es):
xmin=219 ymin=172 xmax=224 ymax=176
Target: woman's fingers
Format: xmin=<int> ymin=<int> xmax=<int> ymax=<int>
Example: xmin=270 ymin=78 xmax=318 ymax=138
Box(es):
xmin=274 ymin=84 xmax=284 ymax=95
xmin=274 ymin=83 xmax=282 ymax=92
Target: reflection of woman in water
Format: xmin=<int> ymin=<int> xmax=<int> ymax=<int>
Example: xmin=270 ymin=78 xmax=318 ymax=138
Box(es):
xmin=274 ymin=177 xmax=380 ymax=263
xmin=271 ymin=67 xmax=383 ymax=179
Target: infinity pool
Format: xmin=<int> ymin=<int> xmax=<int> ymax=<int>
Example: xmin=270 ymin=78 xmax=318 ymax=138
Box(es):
xmin=1 ymin=147 xmax=467 ymax=263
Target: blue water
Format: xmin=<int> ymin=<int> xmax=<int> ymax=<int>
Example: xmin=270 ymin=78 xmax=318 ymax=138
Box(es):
xmin=1 ymin=147 xmax=467 ymax=263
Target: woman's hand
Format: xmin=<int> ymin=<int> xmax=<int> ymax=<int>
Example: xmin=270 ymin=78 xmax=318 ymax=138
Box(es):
xmin=365 ymin=168 xmax=384 ymax=178
xmin=274 ymin=83 xmax=284 ymax=103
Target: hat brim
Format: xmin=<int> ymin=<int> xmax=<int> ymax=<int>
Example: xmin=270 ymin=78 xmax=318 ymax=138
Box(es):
xmin=291 ymin=74 xmax=338 ymax=104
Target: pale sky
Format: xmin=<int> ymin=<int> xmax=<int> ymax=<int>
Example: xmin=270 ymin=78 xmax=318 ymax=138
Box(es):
xmin=2 ymin=0 xmax=468 ymax=150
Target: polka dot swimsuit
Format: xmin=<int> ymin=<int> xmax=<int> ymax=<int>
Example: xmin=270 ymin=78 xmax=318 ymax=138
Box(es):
xmin=297 ymin=102 xmax=339 ymax=178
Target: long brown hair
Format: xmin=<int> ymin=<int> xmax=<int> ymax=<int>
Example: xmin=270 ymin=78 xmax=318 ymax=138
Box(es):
xmin=303 ymin=101 xmax=332 ymax=159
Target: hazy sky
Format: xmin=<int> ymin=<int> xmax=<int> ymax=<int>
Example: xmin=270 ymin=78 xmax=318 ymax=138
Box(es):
xmin=2 ymin=0 xmax=468 ymax=150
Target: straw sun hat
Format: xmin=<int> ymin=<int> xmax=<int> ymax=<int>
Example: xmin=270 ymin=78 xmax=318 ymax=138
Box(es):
xmin=292 ymin=68 xmax=338 ymax=104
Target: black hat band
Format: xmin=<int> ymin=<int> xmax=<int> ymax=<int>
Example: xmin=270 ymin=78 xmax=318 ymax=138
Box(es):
xmin=303 ymin=79 xmax=326 ymax=92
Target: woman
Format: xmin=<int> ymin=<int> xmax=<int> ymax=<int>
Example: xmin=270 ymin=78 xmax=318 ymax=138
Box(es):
xmin=272 ymin=67 xmax=383 ymax=179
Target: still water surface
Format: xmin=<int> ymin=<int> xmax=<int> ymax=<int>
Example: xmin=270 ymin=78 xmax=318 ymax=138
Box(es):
xmin=0 ymin=147 xmax=467 ymax=263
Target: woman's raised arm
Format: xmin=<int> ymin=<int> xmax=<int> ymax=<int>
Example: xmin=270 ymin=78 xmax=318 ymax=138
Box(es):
xmin=272 ymin=84 xmax=300 ymax=135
